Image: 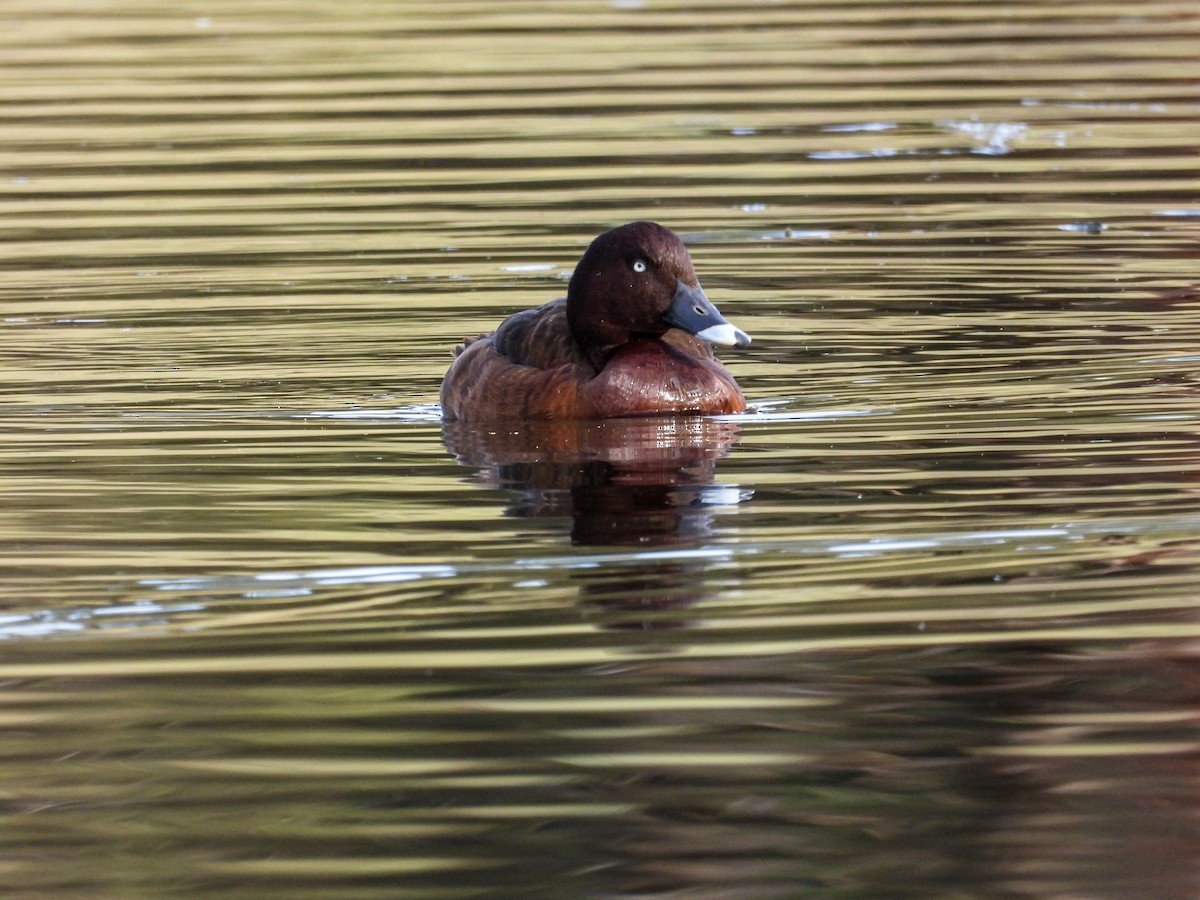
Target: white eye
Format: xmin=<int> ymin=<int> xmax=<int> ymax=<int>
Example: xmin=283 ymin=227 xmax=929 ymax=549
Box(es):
xmin=631 ymin=259 xmax=647 ymax=273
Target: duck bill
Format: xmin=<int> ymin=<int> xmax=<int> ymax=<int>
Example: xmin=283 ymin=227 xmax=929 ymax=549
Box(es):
xmin=662 ymin=280 xmax=751 ymax=348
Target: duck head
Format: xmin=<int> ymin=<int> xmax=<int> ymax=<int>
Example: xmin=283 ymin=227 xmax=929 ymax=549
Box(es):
xmin=566 ymin=222 xmax=751 ymax=369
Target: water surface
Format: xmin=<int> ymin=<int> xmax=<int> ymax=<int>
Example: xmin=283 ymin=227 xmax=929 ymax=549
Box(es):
xmin=2 ymin=1 xmax=1199 ymax=896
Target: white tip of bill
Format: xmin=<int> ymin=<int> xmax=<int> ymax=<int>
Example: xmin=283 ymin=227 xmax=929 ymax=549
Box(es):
xmin=695 ymin=323 xmax=752 ymax=348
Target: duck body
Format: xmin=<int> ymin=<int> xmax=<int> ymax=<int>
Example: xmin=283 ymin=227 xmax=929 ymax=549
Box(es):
xmin=440 ymin=222 xmax=750 ymax=422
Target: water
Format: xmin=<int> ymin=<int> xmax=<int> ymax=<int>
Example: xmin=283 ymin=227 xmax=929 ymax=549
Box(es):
xmin=2 ymin=1 xmax=1199 ymax=896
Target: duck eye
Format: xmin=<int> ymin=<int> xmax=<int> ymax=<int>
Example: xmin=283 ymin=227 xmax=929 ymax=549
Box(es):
xmin=631 ymin=259 xmax=647 ymax=273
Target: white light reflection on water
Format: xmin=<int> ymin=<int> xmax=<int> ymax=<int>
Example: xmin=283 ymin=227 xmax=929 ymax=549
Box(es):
xmin=9 ymin=515 xmax=1159 ymax=643
xmin=0 ymin=601 xmax=206 ymax=640
xmin=122 ymin=514 xmax=1200 ymax=602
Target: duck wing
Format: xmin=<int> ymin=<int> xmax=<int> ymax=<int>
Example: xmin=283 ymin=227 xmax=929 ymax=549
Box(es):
xmin=442 ymin=299 xmax=593 ymax=421
xmin=491 ymin=298 xmax=591 ymax=371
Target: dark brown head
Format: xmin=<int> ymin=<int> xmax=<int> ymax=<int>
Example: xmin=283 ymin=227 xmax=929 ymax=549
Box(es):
xmin=566 ymin=222 xmax=750 ymax=369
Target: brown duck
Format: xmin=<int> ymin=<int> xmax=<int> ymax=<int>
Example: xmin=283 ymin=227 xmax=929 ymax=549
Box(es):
xmin=440 ymin=222 xmax=750 ymax=421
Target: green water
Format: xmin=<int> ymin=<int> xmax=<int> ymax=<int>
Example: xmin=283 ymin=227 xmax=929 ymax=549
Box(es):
xmin=1 ymin=1 xmax=1198 ymax=896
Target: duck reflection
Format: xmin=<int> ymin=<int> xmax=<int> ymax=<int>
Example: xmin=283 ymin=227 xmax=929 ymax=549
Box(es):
xmin=443 ymin=417 xmax=748 ymax=621
xmin=443 ymin=417 xmax=745 ymax=546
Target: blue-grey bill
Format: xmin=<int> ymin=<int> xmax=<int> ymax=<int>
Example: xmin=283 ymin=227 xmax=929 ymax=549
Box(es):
xmin=663 ymin=280 xmax=752 ymax=348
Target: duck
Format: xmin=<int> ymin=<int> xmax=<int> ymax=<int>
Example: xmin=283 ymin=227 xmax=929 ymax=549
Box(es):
xmin=440 ymin=222 xmax=751 ymax=421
